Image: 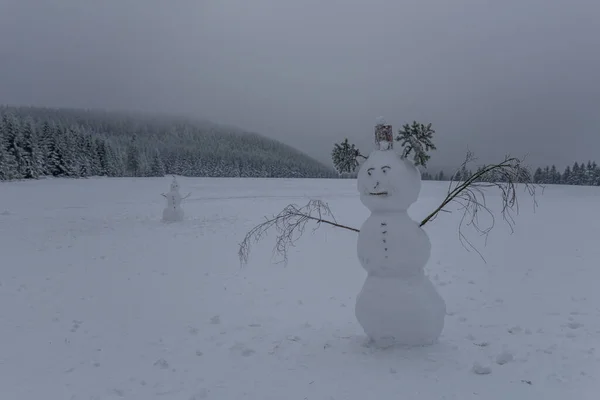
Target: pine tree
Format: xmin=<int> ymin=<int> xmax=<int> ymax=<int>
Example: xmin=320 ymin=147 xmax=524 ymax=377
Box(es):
xmin=562 ymin=165 xmax=571 ymax=185
xmin=584 ymin=161 xmax=590 ymax=184
xmin=126 ymin=134 xmax=141 ymax=177
xmin=591 ymin=162 xmax=600 ymax=186
xmin=63 ymin=127 xmax=80 ymax=177
xmin=85 ymin=135 xmax=101 ymax=176
xmin=105 ymin=144 xmax=123 ymax=177
xmin=577 ymin=161 xmax=587 ymax=185
xmin=20 ymin=119 xmax=43 ymax=179
xmin=2 ymin=114 xmax=23 ymax=179
xmin=533 ymin=167 xmax=544 ymax=184
xmin=569 ymin=162 xmax=581 ymax=185
xmin=542 ymin=166 xmax=550 ymax=184
xmin=453 ymin=169 xmax=462 ymax=182
xmin=149 ymin=149 xmax=165 ymax=177
xmin=48 ymin=125 xmax=71 ymax=177
xmin=0 ymin=121 xmax=12 ymax=180
xmin=594 ymin=163 xmax=600 ymax=186
xmin=550 ymin=165 xmax=559 ymax=184
xmin=458 ymin=164 xmax=471 ymax=181
xmin=39 ymin=121 xmax=54 ymax=175
xmin=95 ymin=138 xmax=109 ymax=176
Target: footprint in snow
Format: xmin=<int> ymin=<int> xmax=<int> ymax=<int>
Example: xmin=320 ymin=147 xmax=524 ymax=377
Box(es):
xmin=496 ymin=351 xmax=514 ymax=365
xmin=154 ymin=358 xmax=169 ymax=369
xmin=566 ymin=321 xmax=584 ymax=329
xmin=508 ymin=326 xmax=523 ymax=334
xmin=472 ymin=362 xmax=492 ymax=375
xmin=229 ymin=343 xmax=255 ymax=357
xmin=71 ymin=320 xmax=83 ymax=333
xmin=241 ymin=349 xmax=255 ymax=357
xmin=190 ymin=388 xmax=209 ymax=399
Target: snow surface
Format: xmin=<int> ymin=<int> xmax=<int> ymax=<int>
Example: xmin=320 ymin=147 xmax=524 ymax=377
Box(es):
xmin=1 ymin=177 xmax=600 ymax=399
xmin=356 ymin=150 xmax=445 ymax=346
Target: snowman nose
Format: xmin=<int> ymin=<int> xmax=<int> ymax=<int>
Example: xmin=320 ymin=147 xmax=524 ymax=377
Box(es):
xmin=374 ymin=181 xmax=380 ymax=189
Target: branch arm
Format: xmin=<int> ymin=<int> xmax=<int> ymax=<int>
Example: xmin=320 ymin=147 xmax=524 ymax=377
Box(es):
xmin=419 ymin=159 xmax=515 ymax=227
xmin=299 ymin=213 xmax=360 ymax=232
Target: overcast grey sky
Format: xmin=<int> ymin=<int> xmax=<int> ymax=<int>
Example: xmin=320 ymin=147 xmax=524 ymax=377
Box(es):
xmin=1 ymin=0 xmax=599 ymax=169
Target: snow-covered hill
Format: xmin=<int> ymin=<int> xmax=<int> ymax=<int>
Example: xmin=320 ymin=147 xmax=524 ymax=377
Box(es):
xmin=0 ymin=106 xmax=337 ymax=180
xmin=0 ymin=177 xmax=598 ymax=399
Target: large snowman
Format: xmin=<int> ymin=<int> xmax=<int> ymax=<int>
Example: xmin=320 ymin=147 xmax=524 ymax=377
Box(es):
xmin=354 ymin=119 xmax=446 ymax=347
xmin=161 ymin=176 xmax=188 ymax=222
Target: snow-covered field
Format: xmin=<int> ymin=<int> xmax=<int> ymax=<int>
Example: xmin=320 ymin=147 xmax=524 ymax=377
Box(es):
xmin=1 ymin=177 xmax=599 ymax=400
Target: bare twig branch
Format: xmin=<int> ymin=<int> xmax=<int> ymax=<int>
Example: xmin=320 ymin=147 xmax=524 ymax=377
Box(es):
xmin=160 ymin=193 xmax=167 ymax=198
xmin=183 ymin=192 xmax=192 ymax=200
xmin=238 ymin=200 xmax=359 ymax=265
xmin=419 ymin=152 xmax=541 ymax=261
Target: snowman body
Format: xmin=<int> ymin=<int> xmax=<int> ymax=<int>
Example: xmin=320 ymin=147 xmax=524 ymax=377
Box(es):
xmin=162 ymin=180 xmax=184 ymax=222
xmin=355 ymin=149 xmax=445 ymax=347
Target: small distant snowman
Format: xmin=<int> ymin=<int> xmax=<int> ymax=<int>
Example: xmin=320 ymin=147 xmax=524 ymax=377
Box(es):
xmin=161 ymin=176 xmax=190 ymax=222
xmin=354 ymin=118 xmax=446 ymax=347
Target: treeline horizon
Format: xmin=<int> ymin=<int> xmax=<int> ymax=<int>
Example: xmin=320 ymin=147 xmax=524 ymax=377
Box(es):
xmin=421 ymin=162 xmax=600 ymax=186
xmin=1 ymin=105 xmax=598 ymax=186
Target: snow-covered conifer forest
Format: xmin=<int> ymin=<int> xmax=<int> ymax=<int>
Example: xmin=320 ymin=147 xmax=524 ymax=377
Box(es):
xmin=0 ymin=106 xmax=336 ymax=181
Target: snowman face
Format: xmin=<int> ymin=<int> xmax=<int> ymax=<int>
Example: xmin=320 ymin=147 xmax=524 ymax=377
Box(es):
xmin=357 ymin=150 xmax=421 ymax=212
xmin=170 ymin=180 xmax=180 ymax=192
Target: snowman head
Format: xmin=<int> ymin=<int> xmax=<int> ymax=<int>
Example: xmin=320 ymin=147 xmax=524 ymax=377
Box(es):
xmin=357 ymin=150 xmax=421 ymax=212
xmin=170 ymin=177 xmax=180 ymax=192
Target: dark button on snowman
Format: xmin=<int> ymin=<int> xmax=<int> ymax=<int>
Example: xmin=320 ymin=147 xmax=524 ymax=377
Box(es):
xmin=354 ymin=118 xmax=446 ymax=347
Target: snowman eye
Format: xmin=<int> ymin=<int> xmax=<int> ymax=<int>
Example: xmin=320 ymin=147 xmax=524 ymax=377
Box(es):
xmin=367 ymin=168 xmax=374 ymax=176
xmin=381 ymin=166 xmax=391 ymax=174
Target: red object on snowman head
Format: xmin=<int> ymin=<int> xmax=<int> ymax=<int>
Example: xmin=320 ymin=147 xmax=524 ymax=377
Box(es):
xmin=374 ymin=117 xmax=393 ymax=150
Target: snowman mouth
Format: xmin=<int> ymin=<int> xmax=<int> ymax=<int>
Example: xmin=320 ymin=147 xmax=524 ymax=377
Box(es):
xmin=368 ymin=191 xmax=389 ymax=196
